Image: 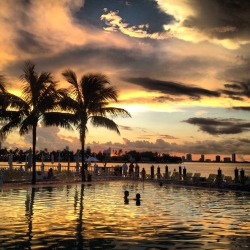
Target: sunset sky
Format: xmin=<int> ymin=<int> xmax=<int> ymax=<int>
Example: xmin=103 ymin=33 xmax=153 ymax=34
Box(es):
xmin=1 ymin=0 xmax=250 ymax=161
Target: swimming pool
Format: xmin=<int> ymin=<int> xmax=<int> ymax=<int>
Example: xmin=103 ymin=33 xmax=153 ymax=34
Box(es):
xmin=0 ymin=181 xmax=249 ymax=249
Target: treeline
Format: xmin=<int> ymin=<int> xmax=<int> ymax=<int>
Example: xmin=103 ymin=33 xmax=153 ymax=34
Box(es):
xmin=0 ymin=147 xmax=181 ymax=164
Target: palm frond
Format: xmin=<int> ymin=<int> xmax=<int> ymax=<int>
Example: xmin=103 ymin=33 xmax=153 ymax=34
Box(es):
xmin=20 ymin=61 xmax=38 ymax=103
xmin=19 ymin=113 xmax=38 ymax=135
xmin=8 ymin=94 xmax=29 ymax=113
xmin=62 ymin=69 xmax=83 ymax=106
xmin=62 ymin=69 xmax=78 ymax=87
xmin=56 ymin=89 xmax=79 ymax=112
xmin=90 ymin=116 xmax=120 ymax=135
xmin=43 ymin=112 xmax=77 ymax=130
xmin=0 ymin=113 xmax=23 ymax=139
xmin=0 ymin=75 xmax=6 ymax=92
xmin=38 ymin=84 xmax=60 ymax=112
xmin=93 ymin=107 xmax=131 ymax=118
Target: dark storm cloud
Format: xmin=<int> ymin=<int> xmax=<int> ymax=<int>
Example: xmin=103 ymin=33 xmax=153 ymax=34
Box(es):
xmin=75 ymin=0 xmax=175 ymax=33
xmin=183 ymin=0 xmax=250 ymax=40
xmin=123 ymin=77 xmax=221 ymax=100
xmin=233 ymin=106 xmax=250 ymax=112
xmin=222 ymin=80 xmax=250 ymax=100
xmin=153 ymin=96 xmax=184 ymax=103
xmin=183 ymin=117 xmax=250 ymax=135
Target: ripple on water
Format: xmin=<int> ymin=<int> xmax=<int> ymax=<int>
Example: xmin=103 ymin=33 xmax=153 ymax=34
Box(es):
xmin=0 ymin=181 xmax=250 ymax=249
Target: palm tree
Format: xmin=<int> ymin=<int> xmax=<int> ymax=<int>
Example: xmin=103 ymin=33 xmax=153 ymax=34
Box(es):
xmin=44 ymin=70 xmax=131 ymax=181
xmin=0 ymin=61 xmax=59 ymax=184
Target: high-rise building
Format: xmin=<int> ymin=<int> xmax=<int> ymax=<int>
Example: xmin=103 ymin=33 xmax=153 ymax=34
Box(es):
xmin=232 ymin=153 xmax=236 ymax=163
xmin=186 ymin=153 xmax=192 ymax=162
xmin=200 ymin=154 xmax=205 ymax=162
xmin=215 ymin=155 xmax=220 ymax=162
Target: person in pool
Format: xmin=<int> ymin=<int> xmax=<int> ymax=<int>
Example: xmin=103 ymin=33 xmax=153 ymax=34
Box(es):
xmin=135 ymin=193 xmax=141 ymax=206
xmin=124 ymin=190 xmax=129 ymax=204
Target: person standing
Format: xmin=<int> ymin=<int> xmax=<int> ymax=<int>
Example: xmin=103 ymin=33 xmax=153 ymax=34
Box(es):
xmin=128 ymin=162 xmax=134 ymax=178
xmin=122 ymin=162 xmax=128 ymax=177
xmin=135 ymin=163 xmax=140 ymax=179
xmin=141 ymin=168 xmax=146 ymax=182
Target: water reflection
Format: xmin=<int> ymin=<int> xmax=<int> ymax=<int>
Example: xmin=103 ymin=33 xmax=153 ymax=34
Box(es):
xmin=25 ymin=188 xmax=35 ymax=250
xmin=76 ymin=184 xmax=84 ymax=249
xmin=0 ymin=182 xmax=249 ymax=249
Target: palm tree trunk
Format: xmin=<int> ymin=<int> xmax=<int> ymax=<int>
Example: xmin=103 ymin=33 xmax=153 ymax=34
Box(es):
xmin=81 ymin=129 xmax=86 ymax=182
xmin=32 ymin=124 xmax=37 ymax=184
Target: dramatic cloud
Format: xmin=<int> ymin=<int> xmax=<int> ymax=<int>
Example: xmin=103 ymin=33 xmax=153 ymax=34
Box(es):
xmin=222 ymin=80 xmax=250 ymax=100
xmin=124 ymin=77 xmax=221 ymax=100
xmin=1 ymin=0 xmax=250 ymax=161
xmin=79 ymin=0 xmax=174 ymax=33
xmin=183 ymin=117 xmax=250 ymax=135
xmin=183 ymin=0 xmax=250 ymax=41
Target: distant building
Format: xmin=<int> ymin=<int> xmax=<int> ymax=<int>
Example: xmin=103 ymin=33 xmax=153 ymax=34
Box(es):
xmin=215 ymin=155 xmax=220 ymax=162
xmin=224 ymin=157 xmax=231 ymax=163
xmin=186 ymin=153 xmax=192 ymax=162
xmin=232 ymin=153 xmax=236 ymax=163
xmin=181 ymin=156 xmax=185 ymax=162
xmin=200 ymin=154 xmax=205 ymax=162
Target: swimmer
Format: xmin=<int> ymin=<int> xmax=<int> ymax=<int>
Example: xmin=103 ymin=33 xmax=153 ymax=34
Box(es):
xmin=124 ymin=190 xmax=129 ymax=204
xmin=135 ymin=193 xmax=141 ymax=206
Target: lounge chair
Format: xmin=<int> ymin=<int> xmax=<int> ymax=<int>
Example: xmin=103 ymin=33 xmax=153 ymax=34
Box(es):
xmin=171 ymin=171 xmax=180 ymax=182
xmin=200 ymin=174 xmax=217 ymax=187
xmin=183 ymin=173 xmax=193 ymax=183
xmin=192 ymin=173 xmax=201 ymax=184
xmin=163 ymin=172 xmax=171 ymax=181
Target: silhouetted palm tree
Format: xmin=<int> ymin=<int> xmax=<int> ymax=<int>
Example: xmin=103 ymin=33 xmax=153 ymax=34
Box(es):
xmin=0 ymin=61 xmax=59 ymax=184
xmin=44 ymin=70 xmax=131 ymax=181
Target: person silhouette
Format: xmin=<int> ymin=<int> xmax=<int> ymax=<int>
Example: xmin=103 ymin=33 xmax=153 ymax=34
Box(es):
xmin=124 ymin=190 xmax=129 ymax=204
xmin=48 ymin=168 xmax=54 ymax=179
xmin=135 ymin=193 xmax=141 ymax=206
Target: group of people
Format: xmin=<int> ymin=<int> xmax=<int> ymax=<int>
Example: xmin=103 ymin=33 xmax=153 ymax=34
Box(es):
xmin=122 ymin=162 xmax=146 ymax=181
xmin=124 ymin=191 xmax=141 ymax=206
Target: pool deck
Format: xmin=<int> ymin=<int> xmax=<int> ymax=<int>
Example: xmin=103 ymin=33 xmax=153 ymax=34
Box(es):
xmin=1 ymin=176 xmax=250 ymax=194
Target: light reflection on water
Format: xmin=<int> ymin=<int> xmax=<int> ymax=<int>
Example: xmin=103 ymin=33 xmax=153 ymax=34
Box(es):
xmin=0 ymin=181 xmax=250 ymax=249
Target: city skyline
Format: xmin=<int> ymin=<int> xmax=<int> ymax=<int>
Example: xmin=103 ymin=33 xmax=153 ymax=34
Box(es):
xmin=0 ymin=0 xmax=250 ymax=161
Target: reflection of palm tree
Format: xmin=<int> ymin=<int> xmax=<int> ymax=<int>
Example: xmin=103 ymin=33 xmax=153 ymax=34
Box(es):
xmin=25 ymin=188 xmax=36 ymax=249
xmin=44 ymin=70 xmax=131 ymax=182
xmin=0 ymin=62 xmax=59 ymax=184
xmin=74 ymin=185 xmax=79 ymax=212
xmin=76 ymin=184 xmax=84 ymax=248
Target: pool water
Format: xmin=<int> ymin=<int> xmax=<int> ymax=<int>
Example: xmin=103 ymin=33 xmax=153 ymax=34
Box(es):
xmin=0 ymin=181 xmax=250 ymax=249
